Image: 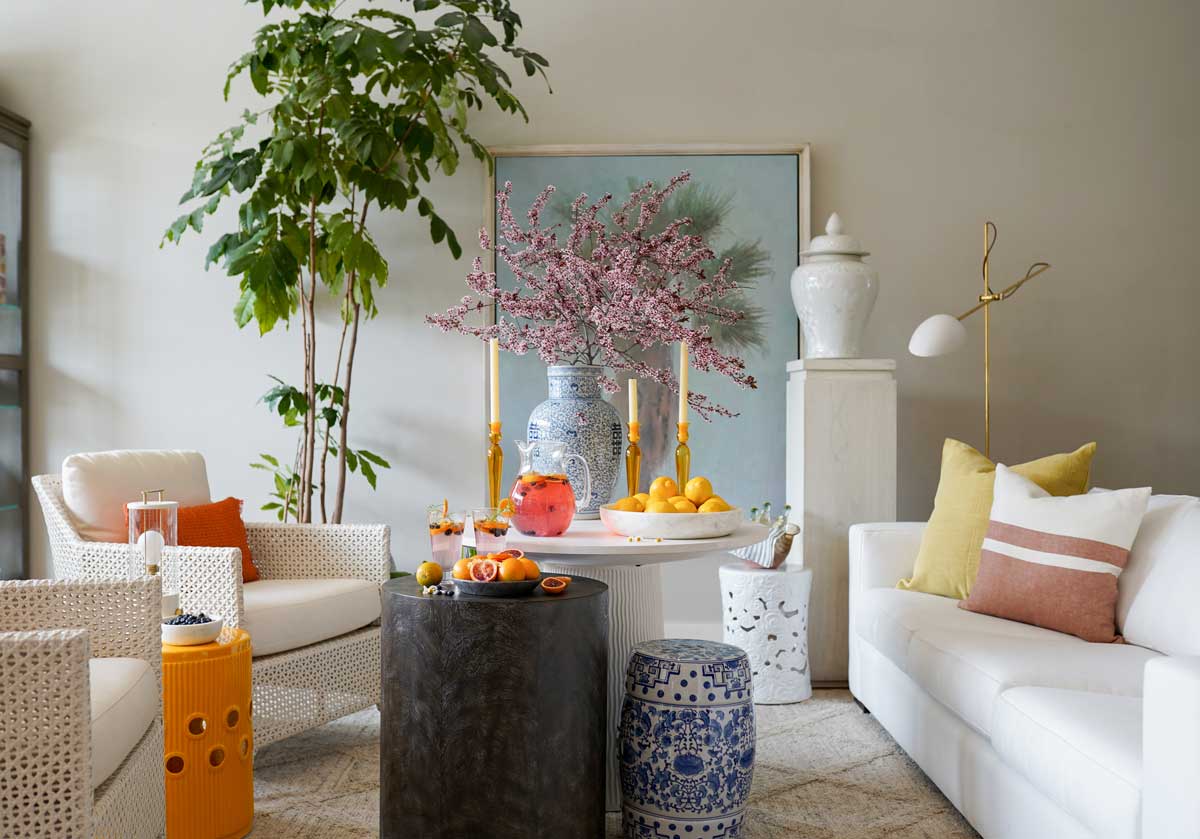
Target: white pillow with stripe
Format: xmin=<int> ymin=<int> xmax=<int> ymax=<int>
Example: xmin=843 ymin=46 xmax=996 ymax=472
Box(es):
xmin=959 ymin=465 xmax=1151 ymax=642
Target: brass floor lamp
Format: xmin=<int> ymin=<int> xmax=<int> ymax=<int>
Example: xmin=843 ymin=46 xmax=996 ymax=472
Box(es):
xmin=908 ymin=222 xmax=1050 ymax=458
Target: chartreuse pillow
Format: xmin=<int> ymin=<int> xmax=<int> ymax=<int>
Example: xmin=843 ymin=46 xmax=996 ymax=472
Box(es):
xmin=898 ymin=438 xmax=1097 ymax=599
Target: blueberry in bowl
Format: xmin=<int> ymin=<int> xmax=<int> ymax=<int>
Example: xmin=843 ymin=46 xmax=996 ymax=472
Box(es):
xmin=162 ymin=612 xmax=224 ymax=646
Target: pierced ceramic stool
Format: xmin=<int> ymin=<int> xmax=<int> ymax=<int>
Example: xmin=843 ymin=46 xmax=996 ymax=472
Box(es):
xmin=162 ymin=628 xmax=254 ymax=839
xmin=619 ymin=639 xmax=755 ymax=838
xmin=720 ymin=564 xmax=813 ymax=704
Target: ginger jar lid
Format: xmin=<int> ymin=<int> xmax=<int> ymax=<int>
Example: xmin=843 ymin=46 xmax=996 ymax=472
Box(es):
xmin=799 ymin=212 xmax=869 ymax=259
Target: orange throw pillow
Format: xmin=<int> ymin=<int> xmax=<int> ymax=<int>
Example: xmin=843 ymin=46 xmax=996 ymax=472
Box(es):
xmin=179 ymin=497 xmax=259 ymax=583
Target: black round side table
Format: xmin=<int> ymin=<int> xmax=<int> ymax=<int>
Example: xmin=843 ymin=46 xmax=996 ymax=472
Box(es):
xmin=380 ymin=575 xmax=609 ymax=839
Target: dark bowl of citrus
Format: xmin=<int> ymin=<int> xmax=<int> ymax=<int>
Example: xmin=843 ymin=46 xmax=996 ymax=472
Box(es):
xmin=450 ymin=551 xmax=547 ymax=597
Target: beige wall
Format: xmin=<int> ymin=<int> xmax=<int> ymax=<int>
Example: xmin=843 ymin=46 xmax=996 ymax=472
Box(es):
xmin=2 ymin=1 xmax=1197 ymax=629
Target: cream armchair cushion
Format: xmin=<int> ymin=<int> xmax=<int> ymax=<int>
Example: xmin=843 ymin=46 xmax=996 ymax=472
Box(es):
xmin=89 ymin=657 xmax=157 ymax=788
xmin=242 ymin=578 xmax=382 ymax=657
xmin=62 ymin=449 xmax=211 ymax=542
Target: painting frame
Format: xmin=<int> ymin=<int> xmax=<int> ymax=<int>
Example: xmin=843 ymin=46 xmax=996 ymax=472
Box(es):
xmin=481 ymin=143 xmax=811 ymax=506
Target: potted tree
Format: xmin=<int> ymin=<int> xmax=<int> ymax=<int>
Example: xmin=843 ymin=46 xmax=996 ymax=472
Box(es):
xmin=164 ymin=0 xmax=548 ymax=522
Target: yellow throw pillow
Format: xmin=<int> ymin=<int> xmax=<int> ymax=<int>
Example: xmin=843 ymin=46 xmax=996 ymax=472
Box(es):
xmin=898 ymin=438 xmax=1097 ymax=599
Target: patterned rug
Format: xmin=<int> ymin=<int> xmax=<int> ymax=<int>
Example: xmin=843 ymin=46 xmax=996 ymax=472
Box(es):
xmin=252 ymin=689 xmax=979 ymax=838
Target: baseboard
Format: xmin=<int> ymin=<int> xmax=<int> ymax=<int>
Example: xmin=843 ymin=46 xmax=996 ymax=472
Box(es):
xmin=813 ymin=680 xmax=849 ymax=689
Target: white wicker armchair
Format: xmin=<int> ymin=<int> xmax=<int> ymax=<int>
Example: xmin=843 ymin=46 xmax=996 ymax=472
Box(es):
xmin=34 ymin=474 xmax=390 ymax=748
xmin=0 ymin=576 xmax=164 ymax=839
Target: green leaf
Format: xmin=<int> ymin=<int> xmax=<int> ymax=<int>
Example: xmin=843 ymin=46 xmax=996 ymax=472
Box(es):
xmin=260 ymin=453 xmax=280 ymax=466
xmin=359 ymin=458 xmax=378 ymax=489
xmin=358 ymin=449 xmax=391 ymax=468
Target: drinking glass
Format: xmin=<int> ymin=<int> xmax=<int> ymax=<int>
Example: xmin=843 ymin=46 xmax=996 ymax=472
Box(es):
xmin=472 ymin=506 xmax=512 ymax=554
xmin=427 ymin=505 xmax=466 ymax=576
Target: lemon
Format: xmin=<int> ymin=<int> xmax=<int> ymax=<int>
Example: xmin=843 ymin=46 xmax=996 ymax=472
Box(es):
xmin=634 ymin=492 xmax=651 ymax=508
xmin=672 ymin=498 xmax=698 ymax=513
xmin=648 ymin=476 xmax=679 ymax=501
xmin=685 ymin=476 xmax=714 ymax=505
xmin=612 ymin=496 xmax=644 ymax=512
xmin=645 ymin=499 xmax=678 ymax=514
xmin=699 ymin=496 xmax=732 ymax=513
xmin=415 ymin=561 xmax=443 ymax=587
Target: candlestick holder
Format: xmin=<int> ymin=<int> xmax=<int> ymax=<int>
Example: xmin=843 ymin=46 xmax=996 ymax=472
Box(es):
xmin=486 ymin=421 xmax=504 ymax=508
xmin=625 ymin=421 xmax=642 ymax=497
xmin=675 ymin=421 xmax=691 ymax=490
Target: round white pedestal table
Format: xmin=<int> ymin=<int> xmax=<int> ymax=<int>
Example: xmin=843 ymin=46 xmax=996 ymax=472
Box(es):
xmin=507 ymin=520 xmax=768 ymax=812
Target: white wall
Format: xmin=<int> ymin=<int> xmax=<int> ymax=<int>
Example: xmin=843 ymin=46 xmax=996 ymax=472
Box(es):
xmin=2 ymin=1 xmax=1198 ymax=633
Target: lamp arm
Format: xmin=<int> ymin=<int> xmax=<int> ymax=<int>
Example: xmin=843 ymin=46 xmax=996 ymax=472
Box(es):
xmin=955 ymin=262 xmax=1052 ymax=321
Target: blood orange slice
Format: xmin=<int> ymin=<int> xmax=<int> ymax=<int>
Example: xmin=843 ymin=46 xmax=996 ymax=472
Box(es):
xmin=540 ymin=577 xmax=568 ymax=595
xmin=494 ymin=549 xmax=525 ymax=561
xmin=470 ymin=558 xmax=500 ymax=582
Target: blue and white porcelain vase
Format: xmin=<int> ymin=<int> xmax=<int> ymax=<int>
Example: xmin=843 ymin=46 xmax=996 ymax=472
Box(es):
xmin=618 ymin=639 xmax=756 ymax=839
xmin=527 ymin=364 xmax=622 ymax=518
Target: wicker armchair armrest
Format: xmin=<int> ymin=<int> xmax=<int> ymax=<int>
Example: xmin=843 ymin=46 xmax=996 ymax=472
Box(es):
xmin=0 ymin=628 xmax=92 ymax=838
xmin=0 ymin=577 xmax=162 ymax=683
xmin=246 ymin=522 xmax=391 ymax=583
xmin=169 ymin=545 xmax=245 ymax=628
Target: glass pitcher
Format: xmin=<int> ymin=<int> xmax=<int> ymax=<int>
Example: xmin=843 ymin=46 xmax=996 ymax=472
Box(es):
xmin=509 ymin=440 xmax=592 ymax=537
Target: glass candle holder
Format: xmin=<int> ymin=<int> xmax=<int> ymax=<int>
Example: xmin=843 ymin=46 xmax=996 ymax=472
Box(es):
xmin=625 ymin=421 xmax=642 ymax=497
xmin=674 ymin=421 xmax=691 ymax=490
xmin=486 ymin=421 xmax=504 ymax=509
xmin=127 ymin=490 xmax=179 ymax=617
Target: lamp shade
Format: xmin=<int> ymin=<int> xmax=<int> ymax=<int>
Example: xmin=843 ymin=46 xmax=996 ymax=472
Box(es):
xmin=909 ymin=313 xmax=967 ymax=357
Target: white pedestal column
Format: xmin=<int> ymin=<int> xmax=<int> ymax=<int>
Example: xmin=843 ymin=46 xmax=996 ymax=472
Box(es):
xmin=786 ymin=358 xmax=896 ymax=685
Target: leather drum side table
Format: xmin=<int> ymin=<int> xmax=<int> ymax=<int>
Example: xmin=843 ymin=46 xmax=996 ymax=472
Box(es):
xmin=162 ymin=628 xmax=254 ymax=839
xmin=380 ymin=575 xmax=608 ymax=839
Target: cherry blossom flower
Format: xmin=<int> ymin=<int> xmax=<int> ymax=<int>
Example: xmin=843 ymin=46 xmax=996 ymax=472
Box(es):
xmin=426 ymin=171 xmax=757 ymax=419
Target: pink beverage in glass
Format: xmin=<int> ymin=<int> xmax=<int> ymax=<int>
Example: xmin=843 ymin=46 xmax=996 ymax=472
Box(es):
xmin=427 ymin=507 xmax=466 ymax=575
xmin=472 ymin=507 xmax=511 ymax=554
xmin=510 ymin=473 xmax=576 ymax=537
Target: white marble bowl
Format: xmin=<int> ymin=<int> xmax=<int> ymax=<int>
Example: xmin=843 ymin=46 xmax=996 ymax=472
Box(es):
xmin=161 ymin=616 xmax=223 ymax=646
xmin=598 ymin=505 xmax=743 ymax=540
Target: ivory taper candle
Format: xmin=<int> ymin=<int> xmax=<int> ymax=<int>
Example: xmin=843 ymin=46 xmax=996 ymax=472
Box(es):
xmin=628 ymin=378 xmax=638 ymax=421
xmin=678 ymin=340 xmax=689 ymax=422
xmin=489 ymin=338 xmax=500 ymax=424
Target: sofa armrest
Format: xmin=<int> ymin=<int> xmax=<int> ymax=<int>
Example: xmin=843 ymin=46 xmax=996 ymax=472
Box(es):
xmin=245 ymin=522 xmax=391 ymax=584
xmin=169 ymin=546 xmax=245 ymax=628
xmin=1143 ymin=656 xmax=1200 ymax=838
xmin=0 ymin=628 xmax=92 ymax=837
xmin=849 ymin=522 xmax=925 ymax=596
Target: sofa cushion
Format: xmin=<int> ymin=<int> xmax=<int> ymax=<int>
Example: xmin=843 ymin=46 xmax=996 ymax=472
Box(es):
xmin=90 ymin=657 xmax=157 ymax=789
xmin=1117 ymin=494 xmax=1200 ymax=655
xmin=854 ymin=587 xmax=1078 ymax=673
xmin=907 ymin=628 xmax=1159 ymax=736
xmin=62 ymin=450 xmax=211 ymax=542
xmin=243 ymin=578 xmax=381 ymax=657
xmin=992 ymin=687 xmax=1141 ymax=839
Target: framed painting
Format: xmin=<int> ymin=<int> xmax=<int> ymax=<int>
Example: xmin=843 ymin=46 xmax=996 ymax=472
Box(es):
xmin=485 ymin=144 xmax=810 ymax=513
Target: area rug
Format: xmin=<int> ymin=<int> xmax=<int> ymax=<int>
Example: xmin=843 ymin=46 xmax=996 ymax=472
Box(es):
xmin=252 ymin=689 xmax=979 ymax=838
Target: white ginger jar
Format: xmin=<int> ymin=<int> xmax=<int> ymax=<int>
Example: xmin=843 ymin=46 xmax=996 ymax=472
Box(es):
xmin=790 ymin=213 xmax=879 ymax=358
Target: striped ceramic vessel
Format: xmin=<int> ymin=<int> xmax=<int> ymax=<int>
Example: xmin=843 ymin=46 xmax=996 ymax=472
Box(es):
xmin=619 ymin=639 xmax=755 ymax=838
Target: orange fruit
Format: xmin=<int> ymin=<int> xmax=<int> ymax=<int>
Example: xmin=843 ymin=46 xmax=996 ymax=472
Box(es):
xmin=540 ymin=577 xmax=568 ymax=595
xmin=519 ymin=557 xmax=540 ymax=581
xmin=648 ymin=476 xmax=679 ymax=501
xmin=470 ymin=558 xmax=500 ymax=582
xmin=415 ymin=561 xmax=442 ymax=587
xmin=452 ymin=558 xmax=472 ymax=580
xmin=499 ymin=557 xmax=525 ymax=582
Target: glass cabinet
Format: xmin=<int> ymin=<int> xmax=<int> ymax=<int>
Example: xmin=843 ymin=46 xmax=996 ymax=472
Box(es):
xmin=0 ymin=107 xmax=29 ymax=579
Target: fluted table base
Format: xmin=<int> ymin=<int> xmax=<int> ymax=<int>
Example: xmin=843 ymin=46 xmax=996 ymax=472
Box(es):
xmin=541 ymin=562 xmax=663 ymax=812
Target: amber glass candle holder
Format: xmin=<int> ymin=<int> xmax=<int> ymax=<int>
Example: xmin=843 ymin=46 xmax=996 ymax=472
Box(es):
xmin=625 ymin=421 xmax=642 ymax=497
xmin=674 ymin=421 xmax=691 ymax=490
xmin=486 ymin=422 xmax=504 ymax=509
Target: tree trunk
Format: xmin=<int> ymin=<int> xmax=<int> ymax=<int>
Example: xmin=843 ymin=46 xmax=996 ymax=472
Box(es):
xmin=331 ymin=290 xmax=361 ymax=524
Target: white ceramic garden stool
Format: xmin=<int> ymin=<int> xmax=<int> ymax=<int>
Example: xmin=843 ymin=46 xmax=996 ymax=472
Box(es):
xmin=719 ymin=563 xmax=813 ymax=704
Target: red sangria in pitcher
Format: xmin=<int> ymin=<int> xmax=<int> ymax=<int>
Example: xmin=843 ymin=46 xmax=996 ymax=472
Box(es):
xmin=509 ymin=440 xmax=592 ymax=537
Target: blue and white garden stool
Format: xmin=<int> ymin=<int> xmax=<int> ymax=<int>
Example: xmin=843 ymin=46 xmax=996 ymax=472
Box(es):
xmin=618 ymin=639 xmax=755 ymax=839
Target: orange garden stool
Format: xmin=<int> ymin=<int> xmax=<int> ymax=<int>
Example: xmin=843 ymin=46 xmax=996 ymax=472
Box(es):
xmin=162 ymin=628 xmax=254 ymax=839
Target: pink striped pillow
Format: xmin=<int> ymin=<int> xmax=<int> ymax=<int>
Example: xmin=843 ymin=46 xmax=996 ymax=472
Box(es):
xmin=959 ymin=465 xmax=1151 ymax=642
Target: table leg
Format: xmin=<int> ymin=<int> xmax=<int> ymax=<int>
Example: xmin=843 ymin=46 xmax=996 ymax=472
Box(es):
xmin=541 ymin=562 xmax=664 ymax=812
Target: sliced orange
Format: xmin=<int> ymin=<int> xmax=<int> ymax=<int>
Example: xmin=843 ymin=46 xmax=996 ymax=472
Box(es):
xmin=540 ymin=577 xmax=568 ymax=595
xmin=498 ymin=498 xmax=516 ymax=516
xmin=470 ymin=558 xmax=500 ymax=582
xmin=494 ymin=549 xmax=524 ymax=561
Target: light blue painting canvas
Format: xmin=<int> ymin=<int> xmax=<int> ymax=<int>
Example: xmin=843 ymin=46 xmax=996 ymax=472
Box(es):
xmin=492 ymin=151 xmax=802 ymax=513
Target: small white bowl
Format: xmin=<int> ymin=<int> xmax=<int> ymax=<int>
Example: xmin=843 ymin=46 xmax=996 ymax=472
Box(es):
xmin=598 ymin=505 xmax=743 ymax=540
xmin=162 ymin=616 xmax=224 ymax=646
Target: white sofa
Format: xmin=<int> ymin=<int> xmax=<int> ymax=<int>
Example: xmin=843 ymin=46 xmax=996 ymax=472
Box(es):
xmin=849 ymin=493 xmax=1200 ymax=839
